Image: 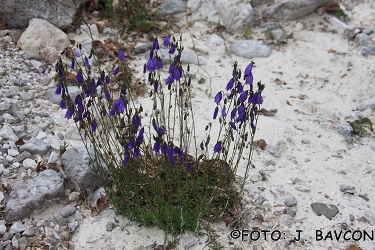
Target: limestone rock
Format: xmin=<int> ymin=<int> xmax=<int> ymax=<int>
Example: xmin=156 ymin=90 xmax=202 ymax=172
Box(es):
xmin=61 ymin=147 xmax=107 ymax=192
xmin=262 ymin=0 xmax=335 ymax=21
xmin=5 ymin=169 xmax=65 ymax=222
xmin=187 ymin=0 xmax=253 ymax=32
xmin=17 ymin=18 xmax=70 ymax=63
xmin=311 ymin=202 xmax=339 ymax=220
xmin=157 ymin=0 xmax=185 ymax=15
xmin=0 ymin=125 xmax=19 ymax=141
xmin=230 ymin=40 xmax=272 ymax=59
xmin=19 ymin=138 xmax=51 ymax=155
xmin=0 ymin=0 xmax=84 ymax=29
xmin=204 ymin=34 xmax=226 ymax=55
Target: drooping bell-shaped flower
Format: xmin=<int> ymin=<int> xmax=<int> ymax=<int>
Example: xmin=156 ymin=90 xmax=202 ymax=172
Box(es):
xmin=213 ymin=106 xmax=219 ymax=119
xmin=226 ymin=79 xmax=234 ymax=91
xmin=164 ymin=35 xmax=170 ymax=47
xmin=214 ymin=92 xmax=222 ymax=104
xmin=214 ymin=141 xmax=222 ymax=153
xmin=118 ymin=50 xmax=125 ymax=61
xmin=152 ymin=39 xmax=160 ymax=50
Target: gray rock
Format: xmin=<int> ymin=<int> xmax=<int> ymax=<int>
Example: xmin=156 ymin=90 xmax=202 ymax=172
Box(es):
xmin=18 ymin=236 xmax=27 ymax=249
xmin=311 ymin=202 xmax=339 ymax=220
xmin=270 ymin=28 xmax=284 ymax=40
xmin=340 ymin=185 xmax=355 ymax=194
xmin=60 ymin=204 xmax=76 ymax=218
xmin=12 ymin=235 xmax=19 ymax=248
xmin=261 ymin=22 xmax=281 ymax=30
xmin=102 ymin=27 xmax=114 ymax=36
xmin=349 ymin=214 xmax=355 ymax=222
xmin=0 ymin=125 xmax=19 ymax=141
xmin=65 ymin=124 xmax=81 ymax=140
xmin=10 ymin=108 xmax=25 ymax=121
xmin=22 ymin=158 xmax=37 ymax=171
xmin=61 ymin=147 xmax=107 ymax=192
xmin=286 ymin=208 xmax=296 ymax=217
xmin=329 ymin=16 xmax=355 ymax=39
xmin=45 ymin=86 xmax=81 ymax=105
xmin=0 ymin=0 xmax=84 ymax=29
xmin=0 ymin=148 xmax=8 ymax=155
xmin=91 ymin=187 xmax=106 ymax=209
xmin=2 ymin=113 xmax=16 ymax=124
xmin=187 ymin=0 xmax=253 ymax=32
xmin=48 ymin=151 xmax=61 ymax=166
xmin=22 ymin=226 xmax=34 ymax=236
xmin=0 ymin=224 xmax=6 ymax=234
xmin=133 ymin=44 xmax=152 ymax=56
xmin=284 ymin=197 xmax=297 ymax=207
xmin=3 ymin=241 xmax=12 ymax=249
xmin=7 ymin=149 xmax=19 ymax=157
xmin=266 ymin=144 xmax=282 ymax=157
xmin=5 ymin=169 xmax=65 ymax=222
xmin=17 ymin=18 xmax=70 ymax=63
xmin=9 ymin=222 xmax=26 ymax=234
xmin=265 ymin=160 xmax=276 ymax=166
xmin=354 ymin=33 xmax=370 ymax=47
xmin=2 ymin=232 xmax=13 ymax=241
xmin=361 ymin=46 xmax=375 ymax=56
xmin=15 ymin=151 xmax=31 ymax=163
xmin=251 ymin=0 xmax=274 ymax=7
xmin=183 ymin=236 xmax=199 ymax=248
xmin=51 ymin=114 xmax=68 ymax=127
xmin=50 ymin=135 xmax=63 ymax=150
xmin=13 ymin=78 xmax=28 ymax=87
xmin=319 ymin=121 xmax=332 ymax=129
xmin=362 ymin=27 xmax=374 ymax=35
xmin=19 ymin=138 xmax=51 ymax=155
xmin=254 ymin=196 xmax=266 ymax=205
xmin=262 ymin=0 xmax=335 ymax=21
xmin=230 ymin=40 xmax=272 ymax=59
xmin=336 ymin=123 xmax=353 ymax=137
xmin=74 ymin=210 xmax=83 ymax=221
xmin=52 ymin=215 xmax=68 ymax=226
xmin=106 ymin=222 xmax=115 ymax=232
xmin=7 ymin=86 xmax=20 ymax=97
xmin=68 ymin=221 xmax=79 ymax=234
xmin=0 ymin=115 xmax=4 ymax=124
xmin=68 ymin=192 xmax=80 ymax=202
xmin=157 ymin=0 xmax=185 ymax=15
xmin=360 ymin=104 xmax=375 ymax=112
xmin=20 ymin=91 xmax=34 ymax=101
xmin=204 ymin=34 xmax=226 ymax=55
xmin=0 ymin=101 xmax=11 ymax=111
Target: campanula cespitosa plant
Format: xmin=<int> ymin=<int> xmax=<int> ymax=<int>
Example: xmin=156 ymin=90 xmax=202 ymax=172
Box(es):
xmin=54 ymin=34 xmax=264 ymax=233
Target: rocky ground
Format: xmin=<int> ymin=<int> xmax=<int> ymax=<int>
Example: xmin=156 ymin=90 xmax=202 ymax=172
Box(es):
xmin=1 ymin=0 xmax=375 ymax=249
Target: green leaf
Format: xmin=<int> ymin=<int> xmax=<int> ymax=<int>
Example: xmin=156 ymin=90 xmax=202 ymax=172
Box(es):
xmin=336 ymin=9 xmax=345 ymax=17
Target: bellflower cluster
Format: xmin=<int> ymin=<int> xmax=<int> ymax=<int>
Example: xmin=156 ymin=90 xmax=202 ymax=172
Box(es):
xmin=55 ymin=45 xmax=128 ymax=133
xmin=212 ymin=61 xmax=265 ymax=155
xmin=122 ymin=112 xmax=144 ymax=165
xmin=54 ymin=33 xmax=265 ymax=234
xmin=145 ymin=35 xmax=181 ymax=91
xmin=151 ymin=118 xmax=183 ymax=166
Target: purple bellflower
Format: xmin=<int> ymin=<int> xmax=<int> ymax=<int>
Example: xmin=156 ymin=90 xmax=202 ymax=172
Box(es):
xmin=153 ymin=39 xmax=160 ymax=50
xmin=213 ymin=106 xmax=219 ymax=119
xmin=118 ymin=50 xmax=125 ymax=61
xmin=74 ymin=49 xmax=80 ymax=57
xmin=164 ymin=35 xmax=170 ymax=47
xmin=214 ymin=92 xmax=222 ymax=104
xmin=214 ymin=141 xmax=222 ymax=153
